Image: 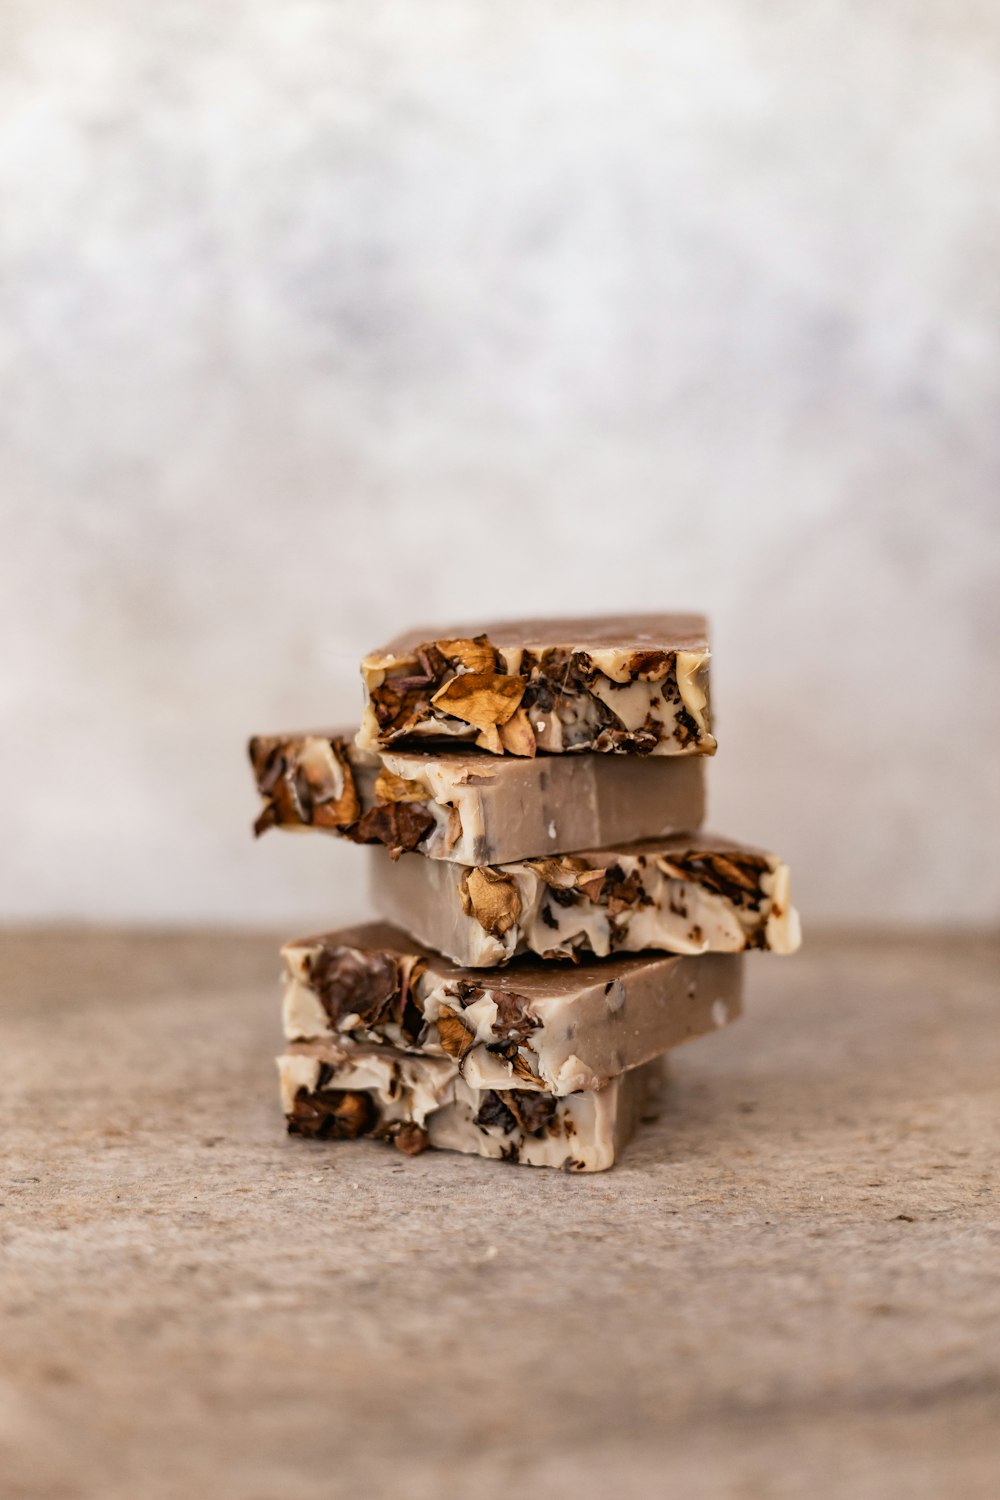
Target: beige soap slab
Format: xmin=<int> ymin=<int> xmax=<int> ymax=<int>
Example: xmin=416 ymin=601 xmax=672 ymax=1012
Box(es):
xmin=249 ymin=729 xmax=706 ymax=865
xmin=278 ymin=1041 xmax=662 ymax=1172
xmin=281 ymin=922 xmax=742 ymax=1095
xmin=368 ymin=834 xmax=801 ymax=968
xmin=356 ymin=613 xmax=715 ymax=758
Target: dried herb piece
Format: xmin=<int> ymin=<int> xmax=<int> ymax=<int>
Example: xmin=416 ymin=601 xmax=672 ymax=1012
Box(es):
xmin=459 ymin=867 xmax=522 ymax=937
xmin=249 ymin=735 xmax=360 ymax=834
xmin=474 ymin=1092 xmax=519 ymax=1134
xmin=436 ymin=636 xmax=500 ymax=674
xmin=498 ymin=707 xmax=536 ymax=757
xmin=504 ymin=1089 xmax=558 ymax=1137
xmin=287 ymin=1087 xmax=377 ymax=1140
xmin=490 ymin=989 xmax=539 ymax=1042
xmin=600 ymin=864 xmax=650 ymax=916
xmin=308 ymin=945 xmax=401 ymax=1027
xmin=430 ymin=673 xmax=524 ymax=734
xmin=435 ymin=1008 xmax=476 ymax=1060
xmin=374 ymin=768 xmax=430 ymax=803
xmin=392 ymin=1122 xmax=429 ymax=1156
xmin=656 ymin=849 xmax=768 ymax=908
xmin=346 ymin=801 xmax=436 ymax=856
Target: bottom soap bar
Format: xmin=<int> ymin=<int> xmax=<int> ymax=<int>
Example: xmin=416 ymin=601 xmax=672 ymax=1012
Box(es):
xmin=278 ymin=1042 xmax=661 ymax=1172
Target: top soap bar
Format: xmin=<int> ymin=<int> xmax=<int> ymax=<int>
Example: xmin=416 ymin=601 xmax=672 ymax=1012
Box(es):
xmin=356 ymin=613 xmax=715 ymax=758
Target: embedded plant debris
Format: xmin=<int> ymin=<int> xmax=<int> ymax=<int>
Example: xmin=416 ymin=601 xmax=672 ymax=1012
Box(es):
xmin=249 ymin=734 xmax=360 ymax=835
xmin=372 ymin=835 xmax=799 ymax=964
xmin=358 ymin=616 xmax=716 ymax=757
xmin=459 ymin=867 xmax=522 ymax=937
xmin=288 ymin=1087 xmax=377 ymax=1140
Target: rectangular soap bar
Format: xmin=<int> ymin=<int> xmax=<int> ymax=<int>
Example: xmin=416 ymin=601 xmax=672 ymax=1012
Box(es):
xmin=278 ymin=1042 xmax=662 ymax=1172
xmin=281 ymin=922 xmax=742 ymax=1095
xmin=369 ymin=836 xmax=801 ymax=967
xmin=356 ymin=613 xmax=715 ymax=757
xmin=250 ymin=729 xmax=706 ymax=864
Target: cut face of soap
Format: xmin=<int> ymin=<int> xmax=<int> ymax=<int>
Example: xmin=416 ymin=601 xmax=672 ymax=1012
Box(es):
xmin=278 ymin=1042 xmax=662 ymax=1172
xmin=249 ymin=730 xmax=706 ymax=864
xmin=282 ymin=922 xmax=742 ymax=1095
xmin=356 ymin=613 xmax=715 ymax=758
xmin=369 ymin=836 xmax=801 ymax=968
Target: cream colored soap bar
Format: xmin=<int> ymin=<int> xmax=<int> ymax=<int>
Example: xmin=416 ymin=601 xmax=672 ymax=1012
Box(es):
xmin=369 ymin=836 xmax=801 ymax=967
xmin=281 ymin=922 xmax=742 ymax=1095
xmin=279 ymin=1041 xmax=662 ymax=1172
xmin=250 ymin=729 xmax=705 ymax=865
xmin=356 ymin=613 xmax=715 ymax=757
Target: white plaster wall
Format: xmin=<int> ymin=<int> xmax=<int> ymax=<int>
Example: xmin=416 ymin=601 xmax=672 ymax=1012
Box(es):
xmin=2 ymin=0 xmax=998 ymax=927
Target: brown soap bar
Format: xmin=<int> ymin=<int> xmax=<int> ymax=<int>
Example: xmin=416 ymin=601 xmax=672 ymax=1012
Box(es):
xmin=368 ymin=835 xmax=801 ymax=968
xmin=356 ymin=613 xmax=715 ymax=757
xmin=282 ymin=922 xmax=742 ymax=1095
xmin=249 ymin=729 xmax=706 ymax=865
xmin=278 ymin=1042 xmax=663 ymax=1172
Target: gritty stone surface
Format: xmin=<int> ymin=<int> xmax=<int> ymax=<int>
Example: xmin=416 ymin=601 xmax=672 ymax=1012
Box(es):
xmin=0 ymin=928 xmax=997 ymax=1499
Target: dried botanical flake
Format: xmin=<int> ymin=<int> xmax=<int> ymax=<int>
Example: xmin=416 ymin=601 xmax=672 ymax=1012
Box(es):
xmin=504 ymin=1089 xmax=559 ymax=1137
xmin=430 ymin=672 xmax=524 ymax=732
xmin=435 ymin=636 xmax=500 ymax=674
xmin=490 ymin=990 xmax=540 ymax=1042
xmin=348 ymin=801 xmax=436 ymax=856
xmin=392 ymin=1122 xmax=429 ymax=1156
xmin=309 ymin=946 xmax=401 ymax=1027
xmin=374 ymin=768 xmax=429 ymax=804
xmin=498 ymin=707 xmax=536 ymax=757
xmin=475 ymin=723 xmax=504 ymax=755
xmin=526 ymin=856 xmax=607 ymax=896
xmin=288 ymin=1087 xmax=377 ymax=1140
xmin=509 ymin=1049 xmax=541 ymax=1086
xmin=459 ymin=867 xmax=522 ymax=937
xmin=434 ymin=1008 xmax=476 ymax=1060
xmin=250 ymin=734 xmax=360 ymax=833
xmin=599 ymin=864 xmax=649 ymax=917
xmin=656 ymin=849 xmax=768 ymax=904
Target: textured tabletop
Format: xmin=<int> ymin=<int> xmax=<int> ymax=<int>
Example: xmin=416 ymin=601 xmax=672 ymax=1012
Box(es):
xmin=1 ymin=929 xmax=997 ymax=1500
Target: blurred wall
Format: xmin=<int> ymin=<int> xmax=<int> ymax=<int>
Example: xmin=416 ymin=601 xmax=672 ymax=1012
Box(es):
xmin=2 ymin=0 xmax=998 ymax=927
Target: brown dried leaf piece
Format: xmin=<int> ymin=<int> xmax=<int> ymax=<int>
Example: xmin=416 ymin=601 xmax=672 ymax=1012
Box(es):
xmin=435 ymin=1008 xmax=476 ymax=1060
xmin=498 ymin=706 xmax=536 ymax=757
xmin=249 ymin=735 xmax=360 ymax=833
xmin=374 ymin=768 xmax=430 ymax=804
xmin=308 ymin=945 xmax=401 ymax=1027
xmin=346 ymin=801 xmax=436 ymax=856
xmin=392 ymin=1122 xmax=429 ymax=1156
xmin=430 ymin=673 xmax=524 ymax=733
xmin=459 ymin=867 xmax=522 ymax=938
xmin=436 ymin=635 xmax=500 ymax=674
xmin=527 ymin=856 xmax=607 ymax=903
xmin=288 ymin=1087 xmax=377 ymax=1140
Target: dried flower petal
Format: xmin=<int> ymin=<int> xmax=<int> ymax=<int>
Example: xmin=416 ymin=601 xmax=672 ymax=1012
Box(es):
xmin=374 ymin=768 xmax=429 ymax=804
xmin=430 ymin=672 xmax=524 ymax=732
xmin=459 ymin=866 xmax=522 ymax=937
xmin=498 ymin=707 xmax=536 ymax=757
xmin=436 ymin=635 xmax=499 ymax=674
xmin=435 ymin=1008 xmax=476 ymax=1060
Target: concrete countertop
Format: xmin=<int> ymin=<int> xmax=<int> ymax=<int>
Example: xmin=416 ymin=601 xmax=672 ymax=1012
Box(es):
xmin=1 ymin=929 xmax=997 ymax=1499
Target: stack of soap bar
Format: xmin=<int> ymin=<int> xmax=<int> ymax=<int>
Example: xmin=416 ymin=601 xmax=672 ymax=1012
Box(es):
xmin=250 ymin=613 xmax=800 ymax=1172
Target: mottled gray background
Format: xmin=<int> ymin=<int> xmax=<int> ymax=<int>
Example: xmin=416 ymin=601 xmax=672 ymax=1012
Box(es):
xmin=2 ymin=0 xmax=998 ymax=927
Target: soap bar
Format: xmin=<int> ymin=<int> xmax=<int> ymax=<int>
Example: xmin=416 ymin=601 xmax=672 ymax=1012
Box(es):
xmin=281 ymin=922 xmax=742 ymax=1095
xmin=356 ymin=613 xmax=715 ymax=757
xmin=250 ymin=730 xmax=706 ymax=864
xmin=369 ymin=836 xmax=800 ymax=967
xmin=278 ymin=1042 xmax=661 ymax=1172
